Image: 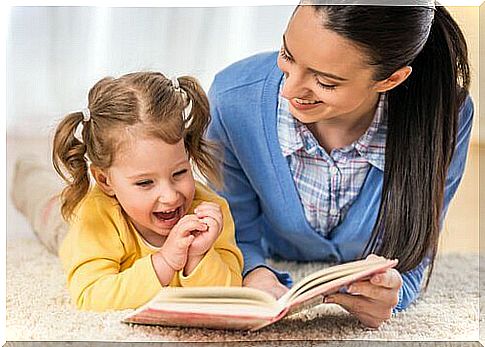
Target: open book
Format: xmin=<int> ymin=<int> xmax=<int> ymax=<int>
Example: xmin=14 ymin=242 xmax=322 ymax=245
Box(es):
xmin=123 ymin=257 xmax=397 ymax=331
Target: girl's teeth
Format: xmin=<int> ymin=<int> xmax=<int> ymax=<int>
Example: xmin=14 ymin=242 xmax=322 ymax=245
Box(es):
xmin=154 ymin=207 xmax=180 ymax=221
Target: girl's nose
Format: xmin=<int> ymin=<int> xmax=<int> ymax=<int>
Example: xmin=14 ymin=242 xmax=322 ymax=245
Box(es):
xmin=157 ymin=186 xmax=178 ymax=204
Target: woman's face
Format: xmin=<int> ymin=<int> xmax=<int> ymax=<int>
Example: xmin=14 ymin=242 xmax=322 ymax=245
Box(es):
xmin=277 ymin=6 xmax=382 ymax=126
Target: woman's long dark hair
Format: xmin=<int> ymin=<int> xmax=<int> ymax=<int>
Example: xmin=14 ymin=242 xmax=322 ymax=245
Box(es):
xmin=308 ymin=4 xmax=470 ymax=284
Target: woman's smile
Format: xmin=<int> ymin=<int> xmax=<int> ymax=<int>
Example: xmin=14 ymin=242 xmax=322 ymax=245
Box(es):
xmin=289 ymin=97 xmax=323 ymax=111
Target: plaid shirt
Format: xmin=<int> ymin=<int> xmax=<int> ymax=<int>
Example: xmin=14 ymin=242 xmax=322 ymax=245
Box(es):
xmin=277 ymin=81 xmax=387 ymax=236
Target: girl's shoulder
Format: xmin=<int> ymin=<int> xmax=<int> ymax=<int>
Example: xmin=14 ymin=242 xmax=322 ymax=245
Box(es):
xmin=72 ymin=184 xmax=122 ymax=225
xmin=192 ymin=181 xmax=229 ymax=209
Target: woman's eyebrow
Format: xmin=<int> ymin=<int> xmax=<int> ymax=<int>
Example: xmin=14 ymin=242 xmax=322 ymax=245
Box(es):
xmin=283 ymin=34 xmax=349 ymax=82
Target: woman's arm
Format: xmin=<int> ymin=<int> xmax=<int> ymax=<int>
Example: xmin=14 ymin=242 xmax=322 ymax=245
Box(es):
xmin=207 ymin=84 xmax=272 ymax=273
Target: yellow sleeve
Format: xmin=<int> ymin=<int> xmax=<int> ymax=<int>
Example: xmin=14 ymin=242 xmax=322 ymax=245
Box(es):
xmin=179 ymin=185 xmax=243 ymax=287
xmin=58 ymin=192 xmax=162 ymax=311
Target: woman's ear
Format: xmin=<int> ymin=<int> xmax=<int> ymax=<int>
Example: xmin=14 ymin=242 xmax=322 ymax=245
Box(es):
xmin=90 ymin=166 xmax=116 ymax=196
xmin=374 ymin=66 xmax=413 ymax=93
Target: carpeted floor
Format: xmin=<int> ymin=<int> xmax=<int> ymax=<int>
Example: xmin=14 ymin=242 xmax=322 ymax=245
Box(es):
xmin=5 ymin=235 xmax=481 ymax=342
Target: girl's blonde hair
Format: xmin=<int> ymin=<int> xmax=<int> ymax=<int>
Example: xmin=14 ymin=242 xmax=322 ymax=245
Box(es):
xmin=52 ymin=72 xmax=221 ymax=221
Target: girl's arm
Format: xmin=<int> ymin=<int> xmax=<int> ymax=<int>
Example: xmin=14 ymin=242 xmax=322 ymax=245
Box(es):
xmin=59 ymin=224 xmax=163 ymax=311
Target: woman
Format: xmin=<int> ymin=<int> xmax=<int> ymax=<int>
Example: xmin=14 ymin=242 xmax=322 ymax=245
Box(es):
xmin=207 ymin=3 xmax=473 ymax=328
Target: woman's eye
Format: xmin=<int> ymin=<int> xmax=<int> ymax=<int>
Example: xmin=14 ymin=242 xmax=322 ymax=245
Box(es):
xmin=173 ymin=169 xmax=188 ymax=177
xmin=136 ymin=180 xmax=153 ymax=187
xmin=279 ymin=47 xmax=292 ymax=63
xmin=316 ymin=79 xmax=337 ymax=91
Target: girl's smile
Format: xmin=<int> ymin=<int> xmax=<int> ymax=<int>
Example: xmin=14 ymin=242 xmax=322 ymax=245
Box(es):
xmin=152 ymin=205 xmax=184 ymax=229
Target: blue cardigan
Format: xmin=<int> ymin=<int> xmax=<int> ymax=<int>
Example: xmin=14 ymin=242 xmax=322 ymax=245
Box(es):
xmin=207 ymin=52 xmax=474 ymax=311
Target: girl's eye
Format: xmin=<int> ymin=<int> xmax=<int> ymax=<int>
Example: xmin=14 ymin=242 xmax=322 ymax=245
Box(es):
xmin=136 ymin=180 xmax=153 ymax=187
xmin=173 ymin=169 xmax=188 ymax=177
xmin=279 ymin=47 xmax=292 ymax=63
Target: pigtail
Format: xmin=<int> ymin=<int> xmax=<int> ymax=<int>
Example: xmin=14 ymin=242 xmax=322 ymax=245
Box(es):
xmin=52 ymin=112 xmax=91 ymax=221
xmin=178 ymin=76 xmax=223 ymax=189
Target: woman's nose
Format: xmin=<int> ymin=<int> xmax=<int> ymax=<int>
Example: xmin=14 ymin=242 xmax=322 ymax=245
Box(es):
xmin=280 ymin=70 xmax=308 ymax=100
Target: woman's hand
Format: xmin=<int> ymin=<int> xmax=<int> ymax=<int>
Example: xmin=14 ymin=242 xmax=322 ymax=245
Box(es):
xmin=325 ymin=255 xmax=403 ymax=328
xmin=243 ymin=266 xmax=289 ymax=299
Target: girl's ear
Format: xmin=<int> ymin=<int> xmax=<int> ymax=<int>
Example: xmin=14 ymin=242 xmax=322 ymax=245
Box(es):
xmin=90 ymin=166 xmax=116 ymax=196
xmin=373 ymin=66 xmax=413 ymax=93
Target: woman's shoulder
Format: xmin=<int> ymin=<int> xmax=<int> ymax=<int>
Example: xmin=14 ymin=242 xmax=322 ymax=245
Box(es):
xmin=210 ymin=51 xmax=279 ymax=96
xmin=457 ymin=93 xmax=474 ymax=135
xmin=460 ymin=94 xmax=474 ymax=117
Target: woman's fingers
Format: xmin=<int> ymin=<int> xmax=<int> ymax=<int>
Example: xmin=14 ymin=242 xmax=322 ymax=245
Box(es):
xmin=324 ymin=267 xmax=403 ymax=328
xmin=370 ymin=268 xmax=402 ymax=289
xmin=325 ymin=293 xmax=392 ymax=328
xmin=347 ymin=280 xmax=400 ymax=308
xmin=243 ymin=267 xmax=289 ymax=299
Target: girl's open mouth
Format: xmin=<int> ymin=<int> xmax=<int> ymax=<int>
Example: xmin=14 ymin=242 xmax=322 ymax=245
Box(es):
xmin=153 ymin=206 xmax=182 ymax=223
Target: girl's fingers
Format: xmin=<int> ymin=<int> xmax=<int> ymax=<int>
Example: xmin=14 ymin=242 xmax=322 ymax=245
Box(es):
xmin=174 ymin=217 xmax=208 ymax=235
xmin=194 ymin=201 xmax=219 ymax=212
xmin=175 ymin=234 xmax=195 ymax=249
xmin=196 ymin=208 xmax=222 ymax=221
xmin=195 ymin=203 xmax=222 ymax=217
xmin=200 ymin=216 xmax=221 ymax=235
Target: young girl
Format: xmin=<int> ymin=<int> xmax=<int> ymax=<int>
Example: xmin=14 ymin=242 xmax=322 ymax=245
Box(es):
xmin=12 ymin=72 xmax=243 ymax=311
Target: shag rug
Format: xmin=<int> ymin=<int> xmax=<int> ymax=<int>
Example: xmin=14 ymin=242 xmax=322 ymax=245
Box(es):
xmin=6 ymin=236 xmax=482 ymax=343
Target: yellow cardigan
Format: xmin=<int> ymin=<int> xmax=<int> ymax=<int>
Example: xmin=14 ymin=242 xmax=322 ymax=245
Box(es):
xmin=59 ymin=181 xmax=243 ymax=311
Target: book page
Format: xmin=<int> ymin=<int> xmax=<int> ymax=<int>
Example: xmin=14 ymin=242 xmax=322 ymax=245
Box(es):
xmin=147 ymin=301 xmax=281 ymax=318
xmin=148 ymin=286 xmax=280 ymax=310
xmin=278 ymin=258 xmax=397 ymax=306
xmin=289 ymin=259 xmax=398 ymax=310
xmin=125 ymin=286 xmax=283 ymax=323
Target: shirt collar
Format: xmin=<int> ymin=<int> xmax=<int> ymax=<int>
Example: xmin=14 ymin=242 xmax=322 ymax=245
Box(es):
xmin=353 ymin=93 xmax=387 ymax=171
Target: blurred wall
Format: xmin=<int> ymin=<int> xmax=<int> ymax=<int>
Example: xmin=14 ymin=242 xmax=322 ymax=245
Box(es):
xmin=6 ymin=6 xmax=293 ymax=138
xmin=446 ymin=6 xmax=481 ymax=145
xmin=7 ymin=6 xmax=480 ymax=143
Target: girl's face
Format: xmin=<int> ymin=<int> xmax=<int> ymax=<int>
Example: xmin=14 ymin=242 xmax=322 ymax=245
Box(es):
xmin=277 ymin=6 xmax=382 ymax=126
xmin=101 ymin=137 xmax=196 ymax=247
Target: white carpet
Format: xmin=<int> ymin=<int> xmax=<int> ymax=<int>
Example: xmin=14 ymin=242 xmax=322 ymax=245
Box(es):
xmin=5 ymin=235 xmax=481 ymax=343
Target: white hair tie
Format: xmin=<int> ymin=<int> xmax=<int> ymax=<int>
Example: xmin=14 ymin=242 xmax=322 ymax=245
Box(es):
xmin=170 ymin=76 xmax=180 ymax=91
xmin=183 ymin=100 xmax=193 ymax=129
xmin=81 ymin=108 xmax=91 ymax=122
xmin=171 ymin=76 xmax=193 ymax=129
